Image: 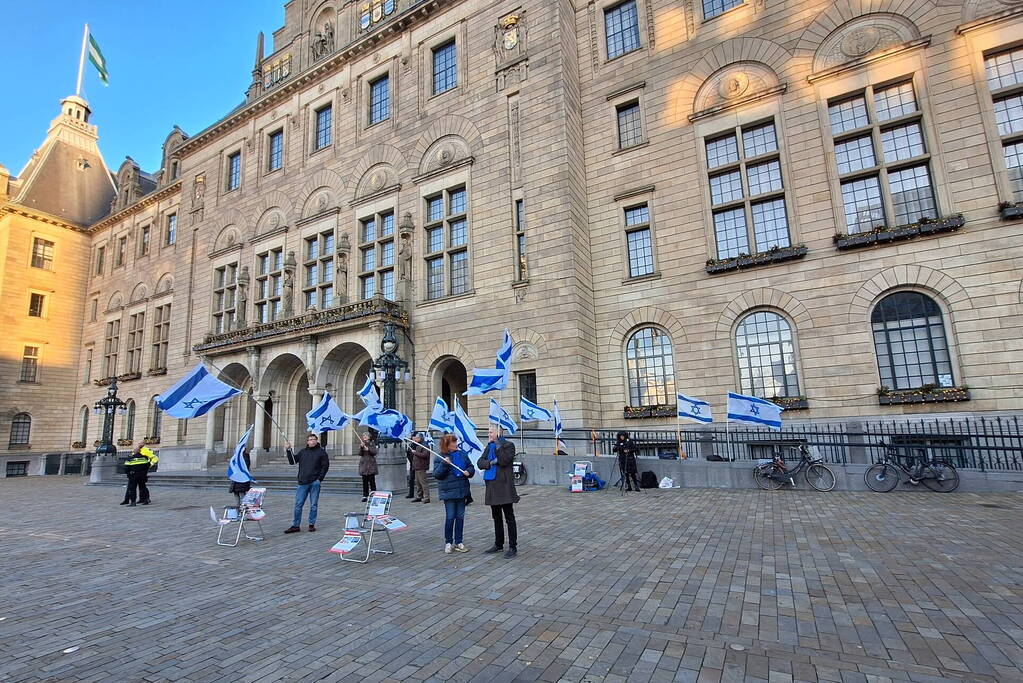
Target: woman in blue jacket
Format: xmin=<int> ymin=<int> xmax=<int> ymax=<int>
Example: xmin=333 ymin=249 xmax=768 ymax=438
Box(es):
xmin=433 ymin=433 xmax=475 ymax=554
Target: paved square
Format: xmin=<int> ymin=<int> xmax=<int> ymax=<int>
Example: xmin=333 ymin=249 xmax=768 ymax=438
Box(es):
xmin=1 ymin=478 xmax=1022 ymax=682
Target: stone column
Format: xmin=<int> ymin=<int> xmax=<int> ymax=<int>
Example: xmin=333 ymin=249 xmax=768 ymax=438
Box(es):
xmin=251 ymin=394 xmax=267 ymax=468
xmin=205 ymin=410 xmax=216 ymax=456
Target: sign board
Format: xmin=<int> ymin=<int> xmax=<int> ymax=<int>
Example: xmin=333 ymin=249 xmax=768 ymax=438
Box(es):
xmin=369 ymin=515 xmax=407 ymax=531
xmin=329 ymin=531 xmax=363 ymax=555
xmin=570 ymin=475 xmax=583 ymax=492
xmin=573 ymin=462 xmax=589 ymax=476
xmin=366 ymin=491 xmax=392 ymax=517
xmin=240 ymin=488 xmax=266 ymax=508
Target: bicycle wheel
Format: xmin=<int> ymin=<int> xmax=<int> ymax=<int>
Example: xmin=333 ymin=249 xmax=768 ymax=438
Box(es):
xmin=806 ymin=464 xmax=836 ymax=492
xmin=753 ymin=464 xmax=784 ymax=490
xmin=922 ymin=463 xmax=959 ymax=492
xmin=864 ymin=463 xmax=900 ymax=492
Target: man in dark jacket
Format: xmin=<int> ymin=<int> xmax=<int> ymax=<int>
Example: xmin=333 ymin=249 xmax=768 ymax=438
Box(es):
xmin=612 ymin=431 xmax=641 ymax=492
xmin=283 ymin=434 xmax=330 ymax=533
xmin=410 ymin=434 xmax=431 ymax=502
xmin=476 ymin=425 xmax=520 ymax=558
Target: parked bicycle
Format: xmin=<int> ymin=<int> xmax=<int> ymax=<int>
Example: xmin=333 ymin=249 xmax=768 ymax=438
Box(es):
xmin=863 ymin=445 xmax=959 ymax=492
xmin=753 ymin=444 xmax=836 ymax=491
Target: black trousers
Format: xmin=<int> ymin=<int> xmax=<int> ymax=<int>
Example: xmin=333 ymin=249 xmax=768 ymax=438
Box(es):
xmin=491 ymin=503 xmax=517 ymax=549
xmin=124 ymin=477 xmax=149 ymax=503
xmin=361 ymin=474 xmax=377 ymax=497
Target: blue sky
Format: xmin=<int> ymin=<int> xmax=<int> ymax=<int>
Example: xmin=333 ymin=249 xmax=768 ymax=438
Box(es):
xmin=1 ymin=2 xmax=285 ymax=176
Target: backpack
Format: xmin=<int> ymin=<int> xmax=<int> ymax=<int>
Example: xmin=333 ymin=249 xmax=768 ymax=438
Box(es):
xmin=640 ymin=471 xmax=658 ymax=489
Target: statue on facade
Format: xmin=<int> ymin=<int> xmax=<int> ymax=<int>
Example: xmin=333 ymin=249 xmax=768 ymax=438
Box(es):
xmin=311 ymin=20 xmax=335 ymax=60
xmin=336 ymin=232 xmax=351 ymax=305
xmin=236 ymin=266 xmax=250 ymax=327
xmin=396 ymin=216 xmax=413 ymax=303
xmin=282 ymin=250 xmax=297 ymax=316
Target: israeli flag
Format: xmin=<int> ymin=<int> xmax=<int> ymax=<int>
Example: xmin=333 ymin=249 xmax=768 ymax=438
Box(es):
xmin=520 ymin=397 xmax=553 ymax=422
xmin=421 ymin=431 xmax=436 ymax=450
xmin=677 ymin=392 xmax=713 ymax=424
xmin=363 ymin=408 xmax=413 ymax=440
xmin=726 ymin=391 xmax=783 ymax=431
xmin=429 ymin=397 xmax=455 ymax=432
xmin=227 ymin=425 xmax=254 ymax=483
xmin=452 ymin=400 xmax=484 ymax=455
xmin=156 ymin=364 xmax=241 ymax=419
xmin=488 ymin=399 xmax=518 ymax=435
xmin=357 ymin=375 xmax=383 ymax=409
xmin=495 ymin=328 xmax=513 ymax=372
xmin=552 ymin=400 xmax=563 ymax=437
xmin=306 ymin=392 xmax=350 ymax=433
xmin=465 ymin=367 xmax=508 ymax=396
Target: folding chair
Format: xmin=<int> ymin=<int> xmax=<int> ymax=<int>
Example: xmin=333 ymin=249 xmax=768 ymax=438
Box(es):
xmin=335 ymin=491 xmax=395 ymax=563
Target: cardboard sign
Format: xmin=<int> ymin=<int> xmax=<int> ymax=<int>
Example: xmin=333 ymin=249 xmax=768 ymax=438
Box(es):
xmin=366 ymin=491 xmax=392 ymax=517
xmin=570 ymin=475 xmax=583 ymax=492
xmin=329 ymin=531 xmax=363 ymax=555
xmin=240 ymin=488 xmax=266 ymax=508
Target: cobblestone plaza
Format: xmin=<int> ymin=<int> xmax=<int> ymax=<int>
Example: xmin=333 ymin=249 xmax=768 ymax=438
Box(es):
xmin=2 ymin=479 xmax=1022 ymax=682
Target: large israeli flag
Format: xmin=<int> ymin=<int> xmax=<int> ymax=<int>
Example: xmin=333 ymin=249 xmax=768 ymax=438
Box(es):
xmin=156 ymin=364 xmax=241 ymax=419
xmin=677 ymin=392 xmax=713 ymax=424
xmin=465 ymin=367 xmax=507 ymax=396
xmin=552 ymin=400 xmax=563 ymax=437
xmin=520 ymin=397 xmax=553 ymax=422
xmin=488 ymin=399 xmax=518 ymax=435
xmin=306 ymin=392 xmax=349 ymax=433
xmin=452 ymin=400 xmax=484 ymax=455
xmin=726 ymin=392 xmax=783 ymax=431
xmin=495 ymin=328 xmax=513 ymax=372
xmin=357 ymin=376 xmax=383 ymax=409
xmin=362 ymin=408 xmax=413 ymax=440
xmin=429 ymin=397 xmax=455 ymax=432
xmin=227 ymin=425 xmax=254 ymax=483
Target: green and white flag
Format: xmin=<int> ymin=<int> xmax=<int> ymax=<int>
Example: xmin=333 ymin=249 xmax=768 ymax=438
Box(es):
xmin=87 ymin=32 xmax=108 ymax=85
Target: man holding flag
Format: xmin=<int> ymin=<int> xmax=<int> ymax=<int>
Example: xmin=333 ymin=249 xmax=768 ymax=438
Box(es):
xmin=282 ymin=434 xmax=330 ymax=533
xmin=476 ymin=425 xmax=520 ymax=559
xmin=227 ymin=425 xmax=254 ymax=506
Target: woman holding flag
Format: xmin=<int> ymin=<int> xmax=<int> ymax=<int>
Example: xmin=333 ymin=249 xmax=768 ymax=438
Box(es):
xmin=434 ymin=434 xmax=475 ymax=553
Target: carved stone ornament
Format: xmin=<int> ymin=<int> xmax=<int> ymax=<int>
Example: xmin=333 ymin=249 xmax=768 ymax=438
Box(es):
xmin=317 ymin=193 xmax=329 ymax=211
xmin=268 ymin=212 xmax=280 ymax=230
xmin=420 ymin=136 xmax=471 ymax=175
xmin=355 ymin=164 xmax=397 ymax=199
xmin=719 ymin=72 xmax=750 ymax=100
xmin=962 ymin=0 xmax=1023 ymax=24
xmin=813 ymin=15 xmax=920 ymax=73
xmin=192 ymin=173 xmax=206 ymax=208
xmin=513 ymin=342 xmax=538 ymax=361
xmin=494 ymin=11 xmax=527 ymax=65
xmin=693 ymin=63 xmax=780 ymax=114
xmin=840 ymin=27 xmax=882 ymax=57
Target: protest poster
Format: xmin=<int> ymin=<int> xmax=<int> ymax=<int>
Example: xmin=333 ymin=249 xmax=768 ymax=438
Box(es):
xmin=329 ymin=531 xmax=363 ymax=555
xmin=372 ymin=515 xmax=408 ymax=531
xmin=366 ymin=491 xmax=391 ymax=517
xmin=570 ymin=475 xmax=583 ymax=492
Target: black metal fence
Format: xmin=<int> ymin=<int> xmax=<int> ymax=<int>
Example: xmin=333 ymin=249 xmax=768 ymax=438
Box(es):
xmin=540 ymin=416 xmax=1023 ymax=471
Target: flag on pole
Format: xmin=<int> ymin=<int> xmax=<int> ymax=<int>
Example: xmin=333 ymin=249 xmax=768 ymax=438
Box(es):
xmin=451 ymin=400 xmax=484 ymax=455
xmin=429 ymin=397 xmax=455 ymax=432
xmin=552 ymin=400 xmax=563 ymax=437
xmin=421 ymin=431 xmax=436 ymax=450
xmin=465 ymin=367 xmax=507 ymax=395
xmin=361 ymin=409 xmax=413 ymax=440
xmin=306 ymin=392 xmax=350 ymax=433
xmin=488 ymin=399 xmax=518 ymax=435
xmin=227 ymin=425 xmax=254 ymax=483
xmin=726 ymin=392 xmax=783 ymax=431
xmin=88 ymin=32 xmax=109 ymax=85
xmin=357 ymin=375 xmax=383 ymax=410
xmin=519 ymin=397 xmax=553 ymax=422
xmin=495 ymin=328 xmax=513 ymax=372
xmin=156 ymin=364 xmax=241 ymax=418
xmin=677 ymin=392 xmax=713 ymax=424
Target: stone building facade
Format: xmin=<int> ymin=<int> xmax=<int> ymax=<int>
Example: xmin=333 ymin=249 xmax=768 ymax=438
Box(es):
xmin=2 ymin=0 xmax=1023 ymax=473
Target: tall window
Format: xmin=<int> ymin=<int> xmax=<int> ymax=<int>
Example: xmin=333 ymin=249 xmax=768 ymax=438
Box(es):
xmin=423 ymin=187 xmax=469 ymax=300
xmin=95 ymin=246 xmax=105 ymax=275
xmin=31 ymin=238 xmax=54 ymax=270
xmin=104 ymin=319 xmax=120 ymax=377
xmin=616 ymin=101 xmax=643 ymax=149
xmin=148 ymin=396 xmax=162 ymax=440
xmin=226 ymin=152 xmax=241 ymax=191
xmin=254 ymin=250 xmax=282 ymax=323
xmin=151 ymin=304 xmax=171 ymax=370
xmin=604 ymin=0 xmax=641 ymax=60
xmin=213 ymin=262 xmax=239 ymax=332
xmin=115 ymin=236 xmax=127 ymax=267
xmin=20 ymin=346 xmax=39 ymax=382
xmin=123 ymin=399 xmax=136 ymax=441
xmin=514 ymin=199 xmax=527 ymax=281
xmin=703 ymin=0 xmax=742 ymax=20
xmin=9 ymin=413 xmax=31 ymax=447
xmin=358 ymin=211 xmax=395 ymax=300
xmin=28 ymin=293 xmax=46 ymax=318
xmin=624 ymin=204 xmax=654 ymax=277
xmin=706 ymin=120 xmax=790 ymax=259
xmin=165 ymin=213 xmax=177 ymax=246
xmin=369 ymin=75 xmax=390 ymax=125
xmin=90 ymin=299 xmax=98 ymax=322
xmin=985 ymin=47 xmax=1023 ymax=200
xmin=872 ymin=292 xmax=953 ymax=390
xmin=432 ymin=41 xmax=457 ymax=95
xmin=138 ymin=226 xmax=151 ymax=257
xmin=517 ymin=371 xmax=537 ymax=403
xmin=735 ymin=311 xmax=800 ymax=398
xmin=79 ymin=406 xmax=89 ymax=444
xmin=84 ymin=348 xmax=93 ymax=383
xmin=303 ymin=231 xmax=335 ymax=309
xmin=126 ymin=312 xmax=145 ymax=374
xmin=828 ymin=80 xmax=937 ymax=233
xmin=315 ymin=105 xmax=332 ymax=150
xmin=267 ymin=129 xmax=284 ymax=171
xmin=626 ymin=327 xmax=676 ymax=406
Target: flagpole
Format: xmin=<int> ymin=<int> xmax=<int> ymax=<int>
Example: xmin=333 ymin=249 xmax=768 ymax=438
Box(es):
xmin=399 ymin=436 xmax=468 ymax=475
xmin=76 ymin=24 xmax=89 ymax=96
xmin=202 ymin=359 xmax=292 ymax=448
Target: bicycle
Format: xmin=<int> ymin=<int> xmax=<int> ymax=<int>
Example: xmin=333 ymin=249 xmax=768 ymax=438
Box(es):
xmin=753 ymin=444 xmax=836 ymax=491
xmin=863 ymin=446 xmax=959 ymax=493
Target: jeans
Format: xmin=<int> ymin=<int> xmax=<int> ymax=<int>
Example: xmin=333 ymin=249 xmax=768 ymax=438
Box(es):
xmin=444 ymin=499 xmax=467 ymax=544
xmin=361 ymin=475 xmax=377 ymax=497
xmin=491 ymin=503 xmax=517 ymax=549
xmin=292 ymin=480 xmax=321 ymax=527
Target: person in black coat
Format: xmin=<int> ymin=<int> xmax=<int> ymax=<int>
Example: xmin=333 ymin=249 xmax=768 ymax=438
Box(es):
xmin=613 ymin=431 xmax=642 ymax=492
xmin=229 ymin=449 xmax=252 ymax=505
xmin=476 ymin=425 xmax=520 ymax=558
xmin=283 ymin=434 xmax=330 ymax=533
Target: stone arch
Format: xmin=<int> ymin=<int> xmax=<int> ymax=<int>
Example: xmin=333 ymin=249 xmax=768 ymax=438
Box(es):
xmin=128 ymin=283 xmax=148 ymax=304
xmin=508 ymin=327 xmax=549 ymax=362
xmin=107 ymin=290 xmax=124 ymax=310
xmin=155 ymin=273 xmax=174 ymax=294
xmin=258 ymin=351 xmax=308 ymax=396
xmin=794 ymin=1 xmax=935 ymax=61
xmin=254 ymin=207 xmax=288 ymax=238
xmin=716 ymin=288 xmax=813 ymax=340
xmin=252 ymin=191 xmax=296 ymax=235
xmin=412 ymin=115 xmax=484 ymax=172
xmin=307 ymin=0 xmax=337 ymax=35
xmin=419 ymin=340 xmax=476 ymax=377
xmin=417 ymin=135 xmax=473 ymax=177
xmin=609 ymin=306 xmax=687 ymax=356
xmin=811 ymin=13 xmax=921 ymax=73
xmin=349 ymin=144 xmax=408 ymax=189
xmin=355 ymin=163 xmax=400 ymax=200
xmin=213 ymin=224 xmax=242 ymax=253
xmin=314 ymin=341 xmax=374 ymax=393
xmin=297 ymin=169 xmax=346 ymax=218
xmin=693 ymin=61 xmax=782 ymax=115
xmin=212 ymin=362 xmax=254 ymax=452
xmin=962 ymin=0 xmax=1023 ymax=24
xmin=848 ymin=265 xmax=972 ymax=325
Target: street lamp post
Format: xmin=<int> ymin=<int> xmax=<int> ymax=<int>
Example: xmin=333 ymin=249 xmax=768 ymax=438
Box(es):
xmin=90 ymin=377 xmax=127 ymax=483
xmin=372 ymin=322 xmax=409 ymax=442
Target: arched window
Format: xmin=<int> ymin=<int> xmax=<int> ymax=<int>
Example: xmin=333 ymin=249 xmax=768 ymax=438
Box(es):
xmin=626 ymin=327 xmax=676 ymax=406
xmin=9 ymin=413 xmax=31 ymax=447
xmin=735 ymin=311 xmax=800 ymax=398
xmin=79 ymin=406 xmax=90 ymax=444
xmin=148 ymin=396 xmax=162 ymax=441
xmin=871 ymin=292 xmax=952 ymax=390
xmin=122 ymin=399 xmax=136 ymax=441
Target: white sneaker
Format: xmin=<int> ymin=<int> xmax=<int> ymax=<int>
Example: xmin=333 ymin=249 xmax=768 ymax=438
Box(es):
xmin=444 ymin=543 xmax=453 ymax=554
xmin=454 ymin=543 xmax=469 ymax=553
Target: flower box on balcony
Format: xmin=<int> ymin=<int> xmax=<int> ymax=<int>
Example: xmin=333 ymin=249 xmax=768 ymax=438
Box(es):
xmin=93 ymin=377 xmax=111 ymax=387
xmin=623 ymin=404 xmax=676 ymax=419
xmin=999 ymin=202 xmax=1023 ymax=221
xmin=768 ymin=396 xmax=808 ymax=410
xmin=117 ymin=372 xmax=142 ymax=382
xmin=705 ymin=245 xmax=807 ymax=274
xmin=146 ymin=367 xmax=167 ymax=377
xmin=117 ymin=438 xmax=134 ymax=447
xmin=834 ymin=214 xmax=964 ymax=251
xmin=71 ymin=441 xmax=86 ymax=449
xmin=877 ymin=386 xmax=970 ymax=405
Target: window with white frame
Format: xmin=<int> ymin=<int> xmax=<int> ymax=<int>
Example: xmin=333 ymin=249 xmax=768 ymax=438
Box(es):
xmin=616 ymin=101 xmax=643 ymax=149
xmin=104 ymin=319 xmax=120 ymax=377
xmin=212 ymin=262 xmax=238 ymax=332
xmin=703 ymin=0 xmax=742 ymax=20
xmin=358 ymin=211 xmax=395 ymax=300
xmin=626 ymin=326 xmax=676 ymax=407
xmin=267 ymin=129 xmax=284 ymax=172
xmin=31 ymin=238 xmax=54 ymax=270
xmin=20 ymin=346 xmax=39 ymax=382
xmin=303 ymin=231 xmax=335 ymax=309
xmin=28 ymin=293 xmax=46 ymax=318
xmin=706 ymin=119 xmax=791 ymax=259
xmin=604 ymin=0 xmax=641 ymax=60
xmin=735 ymin=311 xmax=800 ymax=398
xmin=126 ymin=312 xmax=145 ymax=374
xmin=314 ymin=105 xmax=332 ymax=150
xmin=151 ymin=304 xmax=170 ymax=370
xmin=514 ymin=199 xmax=527 ymax=281
xmin=828 ymin=80 xmax=937 ymax=233
xmin=369 ymin=74 xmax=390 ymax=125
xmin=985 ymin=47 xmax=1023 ymax=201
xmin=254 ymin=250 xmax=282 ymax=323
xmin=226 ymin=151 xmax=241 ymax=191
xmin=423 ymin=187 xmax=470 ymax=300
xmin=432 ymin=40 xmax=457 ymax=95
xmin=165 ymin=213 xmax=177 ymax=246
xmin=624 ymin=204 xmax=654 ymax=277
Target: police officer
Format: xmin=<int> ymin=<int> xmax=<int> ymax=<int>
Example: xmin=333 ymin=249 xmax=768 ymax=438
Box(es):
xmin=121 ymin=441 xmax=159 ymax=507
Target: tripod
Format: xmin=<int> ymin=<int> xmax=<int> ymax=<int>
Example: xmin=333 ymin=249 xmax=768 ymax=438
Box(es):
xmin=612 ymin=455 xmax=640 ymax=496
